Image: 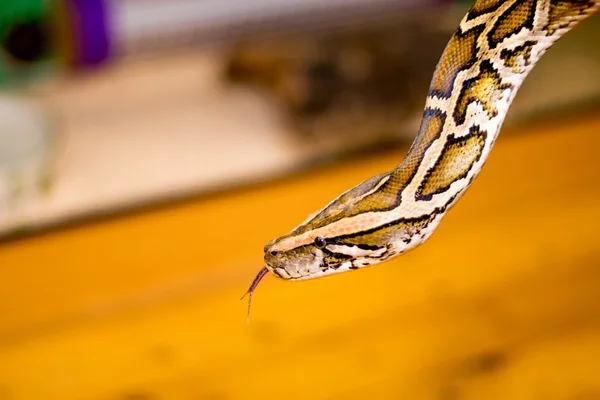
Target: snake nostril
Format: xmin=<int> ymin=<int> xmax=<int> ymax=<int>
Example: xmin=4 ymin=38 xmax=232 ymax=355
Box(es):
xmin=269 ymin=250 xmax=278 ymax=257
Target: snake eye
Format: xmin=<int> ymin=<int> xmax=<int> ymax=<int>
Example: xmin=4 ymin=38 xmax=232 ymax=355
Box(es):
xmin=314 ymin=236 xmax=327 ymax=249
xmin=269 ymin=250 xmax=278 ymax=257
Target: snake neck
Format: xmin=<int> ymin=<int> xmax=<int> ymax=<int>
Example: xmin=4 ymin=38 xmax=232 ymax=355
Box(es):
xmin=389 ymin=0 xmax=599 ymax=217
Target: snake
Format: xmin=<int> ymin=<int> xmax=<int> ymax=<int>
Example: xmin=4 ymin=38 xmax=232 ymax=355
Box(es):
xmin=242 ymin=0 xmax=599 ymax=316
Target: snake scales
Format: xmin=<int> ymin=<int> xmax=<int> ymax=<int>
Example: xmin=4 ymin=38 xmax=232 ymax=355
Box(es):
xmin=243 ymin=0 xmax=599 ymax=314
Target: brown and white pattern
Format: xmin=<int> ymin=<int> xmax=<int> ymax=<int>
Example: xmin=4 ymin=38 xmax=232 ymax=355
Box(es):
xmin=244 ymin=0 xmax=599 ymax=305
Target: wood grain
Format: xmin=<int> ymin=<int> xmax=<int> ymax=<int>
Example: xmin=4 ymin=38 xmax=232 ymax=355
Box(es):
xmin=0 ymin=114 xmax=599 ymax=400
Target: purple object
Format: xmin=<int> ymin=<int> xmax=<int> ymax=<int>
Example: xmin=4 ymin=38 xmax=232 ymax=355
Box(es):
xmin=67 ymin=0 xmax=110 ymax=65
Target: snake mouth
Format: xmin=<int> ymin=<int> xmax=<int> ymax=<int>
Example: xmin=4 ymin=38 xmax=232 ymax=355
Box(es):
xmin=270 ymin=266 xmax=292 ymax=280
xmin=270 ymin=267 xmax=282 ymax=278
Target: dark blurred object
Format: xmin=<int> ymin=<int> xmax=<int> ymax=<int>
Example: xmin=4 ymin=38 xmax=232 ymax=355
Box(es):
xmin=3 ymin=20 xmax=49 ymax=63
xmin=224 ymin=5 xmax=600 ymax=146
xmin=224 ymin=15 xmax=453 ymax=145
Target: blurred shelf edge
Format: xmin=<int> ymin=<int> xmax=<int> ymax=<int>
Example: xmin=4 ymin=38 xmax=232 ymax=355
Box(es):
xmin=111 ymin=0 xmax=454 ymax=56
xmin=0 ymin=3 xmax=599 ymax=242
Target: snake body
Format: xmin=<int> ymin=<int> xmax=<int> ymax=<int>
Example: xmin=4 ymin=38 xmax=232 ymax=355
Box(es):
xmin=244 ymin=0 xmax=599 ymax=307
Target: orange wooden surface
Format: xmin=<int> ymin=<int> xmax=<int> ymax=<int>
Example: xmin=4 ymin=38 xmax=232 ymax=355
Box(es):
xmin=0 ymin=115 xmax=599 ymax=399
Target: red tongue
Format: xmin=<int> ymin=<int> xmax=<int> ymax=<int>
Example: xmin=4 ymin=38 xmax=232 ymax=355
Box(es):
xmin=241 ymin=266 xmax=270 ymax=323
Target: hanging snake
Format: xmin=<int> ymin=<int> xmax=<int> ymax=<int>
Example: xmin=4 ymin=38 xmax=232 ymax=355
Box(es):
xmin=243 ymin=0 xmax=599 ymax=315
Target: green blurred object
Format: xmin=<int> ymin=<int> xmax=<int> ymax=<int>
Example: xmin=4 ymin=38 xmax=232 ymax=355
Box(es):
xmin=0 ymin=0 xmax=56 ymax=87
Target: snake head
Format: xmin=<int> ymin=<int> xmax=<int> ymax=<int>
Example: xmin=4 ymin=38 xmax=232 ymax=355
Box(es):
xmin=262 ymin=173 xmax=400 ymax=281
xmin=263 ymin=231 xmax=394 ymax=281
xmin=263 ymin=237 xmax=330 ymax=280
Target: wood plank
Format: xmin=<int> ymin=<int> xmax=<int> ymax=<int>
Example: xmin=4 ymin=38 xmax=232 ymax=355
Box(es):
xmin=0 ymin=114 xmax=599 ymax=399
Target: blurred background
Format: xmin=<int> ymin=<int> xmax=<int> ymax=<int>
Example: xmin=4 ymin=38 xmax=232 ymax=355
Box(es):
xmin=0 ymin=0 xmax=599 ymax=399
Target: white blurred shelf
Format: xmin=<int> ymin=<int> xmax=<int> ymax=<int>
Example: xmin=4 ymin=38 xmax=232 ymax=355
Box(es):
xmin=0 ymin=51 xmax=339 ymax=236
